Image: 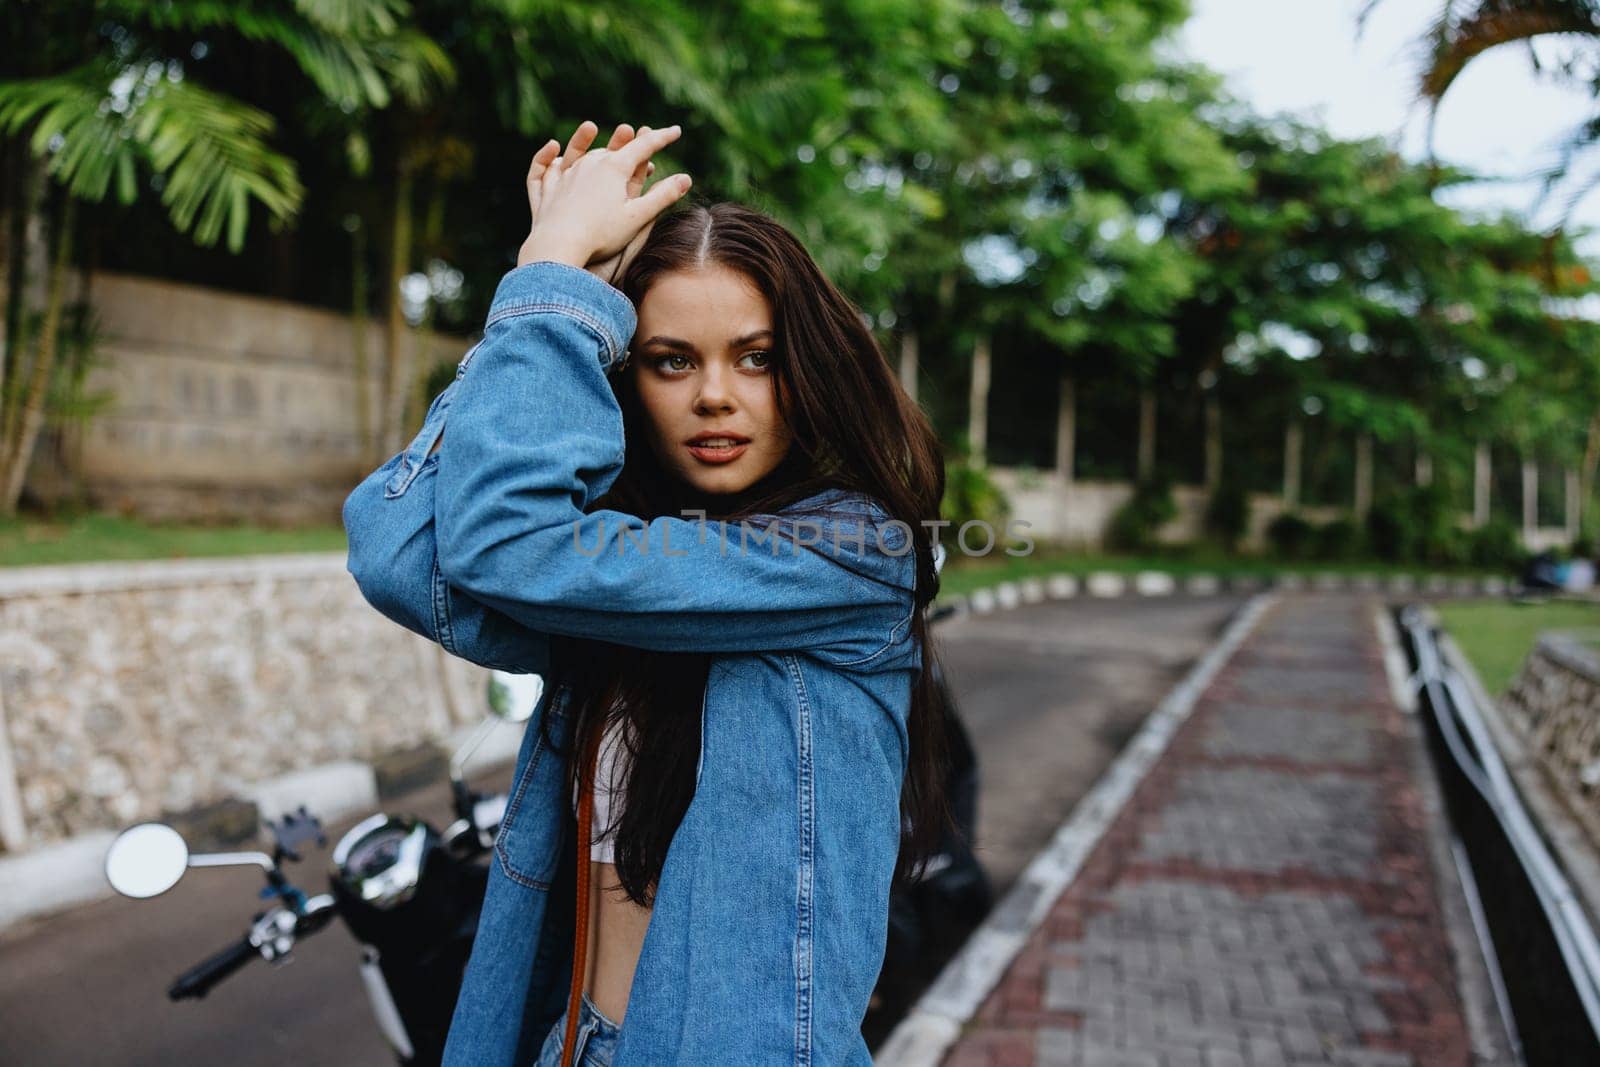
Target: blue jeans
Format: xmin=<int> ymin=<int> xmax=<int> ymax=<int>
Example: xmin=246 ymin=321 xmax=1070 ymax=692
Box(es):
xmin=532 ymin=992 xmax=621 ymax=1066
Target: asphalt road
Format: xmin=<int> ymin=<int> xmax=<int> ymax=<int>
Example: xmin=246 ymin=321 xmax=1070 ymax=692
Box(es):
xmin=0 ymin=594 xmax=1244 ymax=1066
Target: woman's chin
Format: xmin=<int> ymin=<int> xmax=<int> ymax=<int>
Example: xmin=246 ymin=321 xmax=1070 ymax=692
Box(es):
xmin=682 ymin=469 xmax=755 ymax=498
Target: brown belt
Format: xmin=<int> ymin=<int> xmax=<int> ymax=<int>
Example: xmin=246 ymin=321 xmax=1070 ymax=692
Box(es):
xmin=561 ymin=726 xmax=601 ymax=1067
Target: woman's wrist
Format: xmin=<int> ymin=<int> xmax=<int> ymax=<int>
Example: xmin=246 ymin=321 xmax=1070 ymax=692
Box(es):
xmin=517 ymin=233 xmax=589 ymax=270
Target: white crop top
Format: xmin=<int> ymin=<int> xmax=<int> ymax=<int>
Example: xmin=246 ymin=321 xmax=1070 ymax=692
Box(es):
xmin=571 ymin=714 xmax=630 ymax=864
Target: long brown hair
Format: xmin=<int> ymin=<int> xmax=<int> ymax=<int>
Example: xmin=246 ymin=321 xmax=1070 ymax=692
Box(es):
xmin=547 ymin=200 xmax=949 ymax=907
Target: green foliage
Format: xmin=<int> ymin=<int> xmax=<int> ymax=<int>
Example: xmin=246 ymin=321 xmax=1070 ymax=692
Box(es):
xmin=1467 ymin=517 xmax=1525 ymax=571
xmin=1364 ymin=484 xmax=1464 ymax=565
xmin=1108 ymin=478 xmax=1177 ymax=553
xmin=1203 ymin=480 xmax=1250 ymax=553
xmin=941 ymin=461 xmax=1010 ymax=534
xmin=5 ymin=0 xmax=1600 ymax=536
xmin=1311 ymin=517 xmax=1363 ymax=561
xmin=1266 ymin=512 xmax=1314 ymax=559
xmin=0 ymin=63 xmax=304 ymax=251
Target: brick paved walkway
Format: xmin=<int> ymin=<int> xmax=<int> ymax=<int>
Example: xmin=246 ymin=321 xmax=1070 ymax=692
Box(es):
xmin=942 ymin=596 xmax=1479 ymax=1067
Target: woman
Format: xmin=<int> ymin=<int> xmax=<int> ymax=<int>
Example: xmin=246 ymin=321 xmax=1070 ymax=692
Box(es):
xmin=343 ymin=119 xmax=948 ymax=1066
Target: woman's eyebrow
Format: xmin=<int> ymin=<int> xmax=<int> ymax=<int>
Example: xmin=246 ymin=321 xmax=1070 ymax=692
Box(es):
xmin=638 ymin=329 xmax=774 ymax=351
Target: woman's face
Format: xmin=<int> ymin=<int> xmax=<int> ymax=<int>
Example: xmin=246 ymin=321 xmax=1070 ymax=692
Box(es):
xmin=630 ymin=264 xmax=793 ymax=498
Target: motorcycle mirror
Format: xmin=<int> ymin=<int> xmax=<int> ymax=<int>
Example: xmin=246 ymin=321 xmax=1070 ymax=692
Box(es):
xmin=486 ymin=670 xmax=542 ymax=725
xmin=104 ymin=823 xmax=189 ymax=899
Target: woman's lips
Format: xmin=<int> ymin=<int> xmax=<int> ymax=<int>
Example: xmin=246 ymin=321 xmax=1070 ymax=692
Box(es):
xmin=686 ymin=441 xmax=749 ymax=464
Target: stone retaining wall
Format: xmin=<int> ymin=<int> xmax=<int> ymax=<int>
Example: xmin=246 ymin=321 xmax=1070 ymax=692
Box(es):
xmin=1504 ymin=629 xmax=1600 ymax=846
xmin=0 ymin=553 xmax=494 ymax=850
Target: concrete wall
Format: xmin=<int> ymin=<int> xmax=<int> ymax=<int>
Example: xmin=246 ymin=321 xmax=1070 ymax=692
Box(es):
xmin=1504 ymin=631 xmax=1600 ymax=849
xmin=15 ymin=270 xmax=466 ymax=523
xmin=990 ymin=466 xmax=1574 ymax=552
xmin=987 ymin=468 xmax=1342 ymax=550
xmin=0 ymin=553 xmax=497 ymax=851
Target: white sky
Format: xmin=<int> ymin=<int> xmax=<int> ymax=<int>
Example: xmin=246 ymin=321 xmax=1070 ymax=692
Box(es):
xmin=1177 ymin=0 xmax=1600 ymax=254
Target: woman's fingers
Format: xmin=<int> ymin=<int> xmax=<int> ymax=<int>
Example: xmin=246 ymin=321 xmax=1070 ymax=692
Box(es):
xmin=526 ymin=139 xmax=560 ymax=187
xmin=628 ymin=170 xmax=692 ymax=225
xmin=613 ymin=124 xmax=682 ymax=170
xmin=525 ymin=138 xmax=560 ymax=220
xmin=605 ymin=123 xmax=636 ymax=151
xmin=561 ymin=120 xmax=599 ymax=164
xmin=623 ymin=125 xmax=653 ymax=198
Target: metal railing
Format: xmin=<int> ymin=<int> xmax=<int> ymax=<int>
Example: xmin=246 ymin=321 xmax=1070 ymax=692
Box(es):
xmin=1400 ymin=606 xmax=1600 ymax=1065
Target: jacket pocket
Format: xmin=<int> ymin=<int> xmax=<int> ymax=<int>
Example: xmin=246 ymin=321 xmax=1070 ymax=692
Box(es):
xmin=494 ymin=686 xmax=571 ymax=890
xmin=384 ymin=380 xmax=456 ymax=498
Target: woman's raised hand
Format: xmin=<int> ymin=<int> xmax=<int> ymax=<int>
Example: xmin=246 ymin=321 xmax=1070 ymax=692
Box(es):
xmin=516 ymin=121 xmax=691 ymax=280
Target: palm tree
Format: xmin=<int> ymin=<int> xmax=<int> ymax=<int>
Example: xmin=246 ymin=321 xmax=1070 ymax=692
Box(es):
xmin=1365 ymin=0 xmax=1600 ymax=209
xmin=0 ymin=0 xmax=451 ymax=515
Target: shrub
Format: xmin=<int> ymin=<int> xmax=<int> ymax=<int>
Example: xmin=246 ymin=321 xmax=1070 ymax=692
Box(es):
xmin=1312 ymin=517 xmax=1362 ymax=561
xmin=1204 ymin=480 xmax=1251 ymax=554
xmin=1468 ymin=518 xmax=1524 ymax=571
xmin=941 ymin=461 xmax=1010 ymax=534
xmin=1266 ymin=512 xmax=1314 ymax=559
xmin=1363 ymin=496 xmax=1410 ymax=562
xmin=1366 ymin=483 xmax=1462 ymax=564
xmin=1107 ymin=478 xmax=1177 ymax=552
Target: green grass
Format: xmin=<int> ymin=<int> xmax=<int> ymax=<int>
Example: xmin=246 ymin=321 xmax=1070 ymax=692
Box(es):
xmin=0 ymin=514 xmax=347 ymax=568
xmin=935 ymin=545 xmax=1501 ymax=600
xmin=1435 ymin=599 xmax=1600 ymax=696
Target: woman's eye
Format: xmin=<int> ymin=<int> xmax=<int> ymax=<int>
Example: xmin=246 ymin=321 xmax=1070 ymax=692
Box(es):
xmin=652 ymin=353 xmax=693 ymax=372
xmin=739 ymin=350 xmax=772 ymax=370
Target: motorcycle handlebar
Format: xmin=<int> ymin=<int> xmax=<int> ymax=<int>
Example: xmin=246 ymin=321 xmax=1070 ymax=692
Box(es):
xmin=168 ymin=935 xmax=258 ymax=1000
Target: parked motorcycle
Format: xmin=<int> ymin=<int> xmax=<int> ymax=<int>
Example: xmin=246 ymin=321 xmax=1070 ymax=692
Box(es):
xmin=106 ymin=616 xmax=990 ymax=1062
xmin=868 ymin=600 xmax=994 ymax=1038
xmin=103 ymin=669 xmax=543 ymax=1066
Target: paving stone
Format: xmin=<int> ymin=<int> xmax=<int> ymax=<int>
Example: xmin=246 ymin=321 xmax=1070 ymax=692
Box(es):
xmin=1201 ymin=703 xmax=1374 ymax=764
xmin=940 ymin=598 xmax=1467 ymax=1067
xmin=1134 ymin=766 xmax=1380 ymax=879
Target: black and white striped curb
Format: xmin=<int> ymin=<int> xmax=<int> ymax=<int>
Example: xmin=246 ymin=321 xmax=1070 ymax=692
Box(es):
xmin=933 ymin=568 xmax=1514 ymax=621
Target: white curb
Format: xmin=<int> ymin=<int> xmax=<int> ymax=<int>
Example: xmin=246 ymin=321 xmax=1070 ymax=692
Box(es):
xmin=0 ymin=830 xmax=119 ymax=931
xmin=1045 ymin=574 xmax=1079 ymax=599
xmin=1085 ymin=572 xmax=1126 ymax=598
xmin=242 ymin=760 xmax=379 ymax=825
xmin=1134 ymin=571 xmax=1176 ymax=596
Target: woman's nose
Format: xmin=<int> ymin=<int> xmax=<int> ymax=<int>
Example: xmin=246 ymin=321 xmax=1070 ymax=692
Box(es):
xmin=693 ymin=367 xmax=735 ymax=414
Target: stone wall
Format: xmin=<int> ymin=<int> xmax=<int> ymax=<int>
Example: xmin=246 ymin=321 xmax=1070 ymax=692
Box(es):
xmin=0 ymin=553 xmax=498 ymax=850
xmin=1504 ymin=630 xmax=1600 ymax=846
xmin=15 ymin=270 xmax=467 ymax=524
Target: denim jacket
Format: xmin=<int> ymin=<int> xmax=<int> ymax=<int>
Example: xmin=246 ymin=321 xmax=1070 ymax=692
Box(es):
xmin=342 ymin=261 xmax=922 ymax=1065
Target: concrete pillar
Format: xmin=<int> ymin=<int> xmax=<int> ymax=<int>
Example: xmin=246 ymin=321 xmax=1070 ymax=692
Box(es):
xmin=1523 ymin=457 xmax=1538 ymax=541
xmin=1474 ymin=442 xmax=1491 ymax=527
xmin=1283 ymin=418 xmax=1302 ymax=509
xmin=1567 ymin=466 xmax=1582 ymax=541
xmin=1055 ymin=371 xmax=1076 ymax=484
xmin=1203 ymin=393 xmax=1222 ymax=490
xmin=1137 ymin=388 xmax=1156 ymax=482
xmin=898 ymin=328 xmax=919 ymax=406
xmin=1415 ymin=451 xmax=1433 ymax=488
xmin=967 ymin=333 xmax=990 ymax=465
xmin=1354 ymin=433 xmax=1373 ymax=519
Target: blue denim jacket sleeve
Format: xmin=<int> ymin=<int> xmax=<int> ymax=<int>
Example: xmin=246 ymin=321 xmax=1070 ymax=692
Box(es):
xmin=342 ymin=363 xmax=552 ymax=676
xmin=432 ymin=261 xmax=916 ymax=665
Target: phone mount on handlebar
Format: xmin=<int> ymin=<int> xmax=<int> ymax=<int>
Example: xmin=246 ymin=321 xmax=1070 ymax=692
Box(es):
xmin=266 ymin=805 xmax=326 ymax=864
